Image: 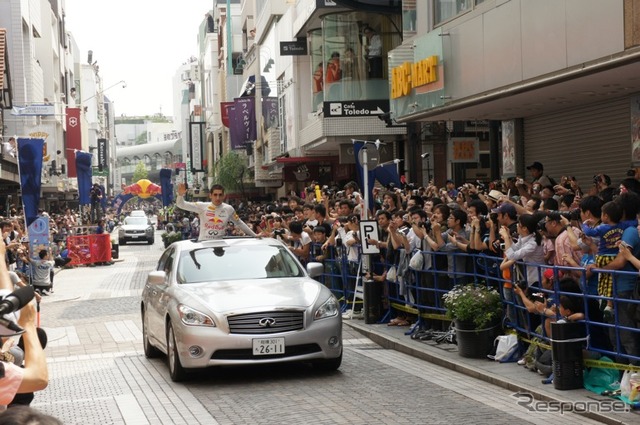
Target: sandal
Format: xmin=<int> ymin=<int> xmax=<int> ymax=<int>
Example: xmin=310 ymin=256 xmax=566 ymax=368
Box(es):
xmin=387 ymin=317 xmax=406 ymax=326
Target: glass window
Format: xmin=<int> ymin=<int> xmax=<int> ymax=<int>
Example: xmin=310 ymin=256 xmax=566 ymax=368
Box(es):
xmin=435 ymin=0 xmax=472 ymax=25
xmin=309 ymin=29 xmax=324 ymax=110
xmin=316 ymin=12 xmax=402 ymax=103
xmin=177 ymin=245 xmax=303 ymax=283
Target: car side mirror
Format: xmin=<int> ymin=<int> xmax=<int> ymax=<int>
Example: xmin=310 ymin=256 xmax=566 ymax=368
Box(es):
xmin=306 ymin=262 xmax=324 ymax=278
xmin=148 ymin=270 xmax=167 ymax=285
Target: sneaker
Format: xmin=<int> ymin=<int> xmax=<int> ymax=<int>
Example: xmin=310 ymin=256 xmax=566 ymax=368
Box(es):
xmin=342 ymin=309 xmax=354 ymax=319
xmin=351 ymin=310 xmax=364 ymax=320
xmin=517 ymin=358 xmax=526 ymax=366
xmin=40 ymin=290 xmax=49 ymax=296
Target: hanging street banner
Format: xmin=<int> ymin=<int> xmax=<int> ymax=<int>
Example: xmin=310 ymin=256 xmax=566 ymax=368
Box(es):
xmin=17 ymin=138 xmax=44 ymax=227
xmin=236 ymin=97 xmax=256 ymax=142
xmin=65 ymin=107 xmax=82 ymax=177
xmin=228 ymin=104 xmax=243 ymax=150
xmin=75 ymin=150 xmax=93 ymax=206
xmin=221 ymin=101 xmax=234 ymax=128
xmin=229 ymin=97 xmax=256 ymax=151
xmin=12 ymin=104 xmax=55 ymax=116
xmin=262 ymin=97 xmax=279 ymax=129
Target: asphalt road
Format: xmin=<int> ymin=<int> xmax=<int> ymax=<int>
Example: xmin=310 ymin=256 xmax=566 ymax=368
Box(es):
xmin=26 ymin=233 xmax=605 ymax=424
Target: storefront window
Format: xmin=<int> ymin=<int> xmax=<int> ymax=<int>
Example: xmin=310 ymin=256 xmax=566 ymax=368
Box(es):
xmin=309 ymin=12 xmax=401 ymax=105
xmin=434 ymin=0 xmax=472 ymax=25
xmin=309 ymin=29 xmax=324 ymax=111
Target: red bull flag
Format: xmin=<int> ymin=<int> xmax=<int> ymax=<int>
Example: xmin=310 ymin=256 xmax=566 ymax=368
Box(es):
xmin=111 ymin=179 xmax=164 ymax=215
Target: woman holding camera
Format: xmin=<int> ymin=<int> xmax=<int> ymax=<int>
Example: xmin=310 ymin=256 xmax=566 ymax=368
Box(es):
xmin=500 ymin=214 xmax=546 ymax=286
xmin=499 ymin=213 xmax=546 ymax=328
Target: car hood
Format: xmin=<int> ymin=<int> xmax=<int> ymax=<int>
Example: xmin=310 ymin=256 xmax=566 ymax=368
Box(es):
xmin=176 ymin=278 xmax=324 ymax=313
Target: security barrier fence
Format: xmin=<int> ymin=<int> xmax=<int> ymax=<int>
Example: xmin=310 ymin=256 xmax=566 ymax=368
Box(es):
xmin=308 ymin=242 xmax=640 ymax=365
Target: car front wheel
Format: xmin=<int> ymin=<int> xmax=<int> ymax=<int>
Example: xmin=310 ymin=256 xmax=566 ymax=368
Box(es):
xmin=167 ymin=322 xmax=187 ymax=382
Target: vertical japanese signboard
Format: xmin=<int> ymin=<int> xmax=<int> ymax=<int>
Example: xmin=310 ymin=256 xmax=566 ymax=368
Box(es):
xmin=97 ymin=138 xmax=108 ymax=172
xmin=189 ymin=122 xmax=205 ymax=172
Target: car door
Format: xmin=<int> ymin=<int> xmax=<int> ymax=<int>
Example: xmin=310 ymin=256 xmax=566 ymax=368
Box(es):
xmin=146 ymin=248 xmax=174 ymax=345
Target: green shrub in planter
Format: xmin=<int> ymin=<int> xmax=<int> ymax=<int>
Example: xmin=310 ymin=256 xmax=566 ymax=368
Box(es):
xmin=161 ymin=231 xmax=182 ymax=247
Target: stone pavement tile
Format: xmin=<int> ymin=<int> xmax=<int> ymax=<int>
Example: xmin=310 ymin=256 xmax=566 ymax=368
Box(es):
xmin=346 ymin=321 xmax=637 ymax=425
xmin=34 ymin=354 xmax=220 ymax=425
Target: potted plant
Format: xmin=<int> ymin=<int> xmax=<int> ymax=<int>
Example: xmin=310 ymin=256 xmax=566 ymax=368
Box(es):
xmin=161 ymin=230 xmax=182 ymax=248
xmin=443 ymin=284 xmax=504 ymax=358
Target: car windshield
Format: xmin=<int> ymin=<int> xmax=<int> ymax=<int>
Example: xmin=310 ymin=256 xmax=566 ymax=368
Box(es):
xmin=124 ymin=217 xmax=149 ymax=226
xmin=177 ymin=244 xmax=304 ymax=283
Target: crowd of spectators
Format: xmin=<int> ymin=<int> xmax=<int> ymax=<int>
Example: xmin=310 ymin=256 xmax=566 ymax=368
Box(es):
xmin=192 ymin=163 xmax=640 ymax=369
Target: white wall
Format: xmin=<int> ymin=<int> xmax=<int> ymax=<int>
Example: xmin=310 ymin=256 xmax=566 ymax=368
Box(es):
xmin=435 ymin=0 xmax=625 ymax=102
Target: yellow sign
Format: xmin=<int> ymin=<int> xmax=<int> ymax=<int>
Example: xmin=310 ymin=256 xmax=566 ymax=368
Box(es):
xmin=391 ymin=56 xmax=439 ymax=99
xmin=450 ymin=138 xmax=479 ymax=163
xmin=29 ymin=131 xmax=49 ymax=158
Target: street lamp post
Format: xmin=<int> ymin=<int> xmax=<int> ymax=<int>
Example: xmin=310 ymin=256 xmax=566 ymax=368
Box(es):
xmin=81 ymin=80 xmax=127 ymax=105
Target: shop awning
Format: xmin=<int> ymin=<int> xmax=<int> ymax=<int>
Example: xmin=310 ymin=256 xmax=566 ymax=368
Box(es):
xmin=275 ymin=155 xmax=338 ymax=164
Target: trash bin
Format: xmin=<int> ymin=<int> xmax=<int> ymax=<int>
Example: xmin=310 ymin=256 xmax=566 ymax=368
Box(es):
xmin=363 ymin=277 xmax=382 ymax=324
xmin=550 ymin=321 xmax=587 ymax=390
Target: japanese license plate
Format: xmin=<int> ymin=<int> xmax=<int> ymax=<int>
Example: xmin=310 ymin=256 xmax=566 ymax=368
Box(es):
xmin=252 ymin=338 xmax=285 ymax=356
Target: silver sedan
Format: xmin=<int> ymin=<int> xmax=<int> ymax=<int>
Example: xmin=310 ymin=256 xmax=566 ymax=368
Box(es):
xmin=141 ymin=237 xmax=343 ymax=381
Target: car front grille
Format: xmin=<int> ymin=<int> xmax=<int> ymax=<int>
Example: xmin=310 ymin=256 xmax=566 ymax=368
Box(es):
xmin=227 ymin=311 xmax=304 ymax=334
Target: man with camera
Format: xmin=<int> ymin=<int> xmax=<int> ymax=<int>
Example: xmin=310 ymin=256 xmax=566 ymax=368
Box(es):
xmin=286 ymin=221 xmax=312 ymax=264
xmin=89 ymin=183 xmax=103 ymax=223
xmin=489 ymin=203 xmax=519 ymax=257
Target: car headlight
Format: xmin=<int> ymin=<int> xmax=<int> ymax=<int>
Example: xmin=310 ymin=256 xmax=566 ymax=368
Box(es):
xmin=177 ymin=304 xmax=216 ymax=327
xmin=314 ymin=297 xmax=339 ymax=320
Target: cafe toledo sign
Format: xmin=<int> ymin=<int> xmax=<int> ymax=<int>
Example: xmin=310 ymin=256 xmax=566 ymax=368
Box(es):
xmin=390 ymin=55 xmax=439 ymax=99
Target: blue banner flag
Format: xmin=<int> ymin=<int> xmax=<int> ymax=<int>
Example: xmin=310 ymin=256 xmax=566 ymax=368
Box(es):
xmin=17 ymin=138 xmax=44 ymax=227
xmin=352 ymin=141 xmax=376 ymax=212
xmin=375 ymin=162 xmax=402 ymax=189
xmin=75 ymin=151 xmax=93 ymax=206
xmin=159 ymin=168 xmax=174 ymax=206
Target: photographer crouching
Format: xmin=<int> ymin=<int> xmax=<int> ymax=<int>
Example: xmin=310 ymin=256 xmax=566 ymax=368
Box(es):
xmin=0 ymin=241 xmax=48 ymax=411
